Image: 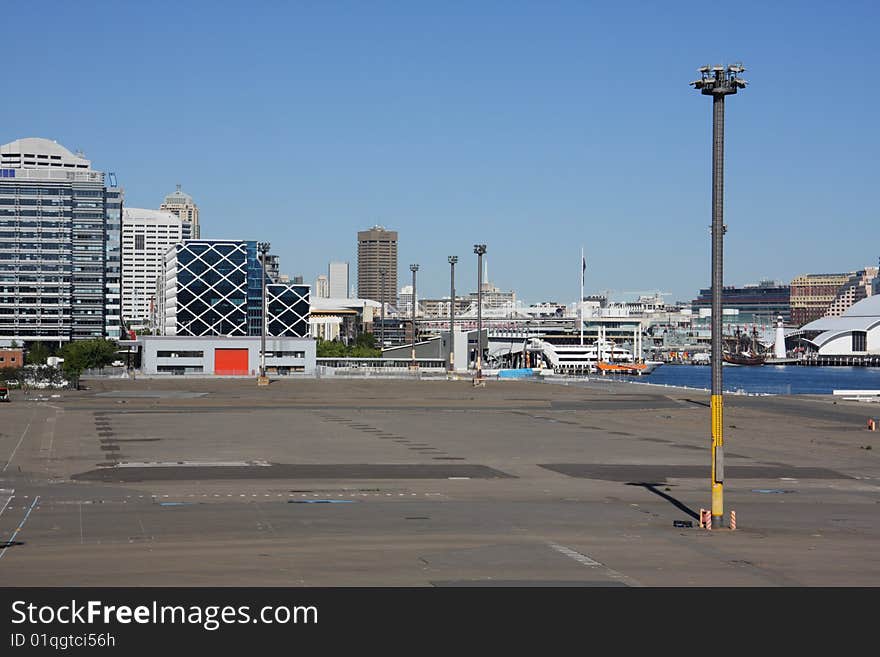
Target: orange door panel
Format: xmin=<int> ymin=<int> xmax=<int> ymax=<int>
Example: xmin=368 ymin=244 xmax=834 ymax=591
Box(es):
xmin=214 ymin=348 xmax=248 ymax=375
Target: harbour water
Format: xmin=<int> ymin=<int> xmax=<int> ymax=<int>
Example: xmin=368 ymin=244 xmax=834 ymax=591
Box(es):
xmin=624 ymin=365 xmax=880 ymax=395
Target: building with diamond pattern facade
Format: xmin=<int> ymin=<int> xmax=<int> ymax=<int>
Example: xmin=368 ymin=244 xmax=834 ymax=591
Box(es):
xmin=158 ymin=240 xmax=309 ymax=338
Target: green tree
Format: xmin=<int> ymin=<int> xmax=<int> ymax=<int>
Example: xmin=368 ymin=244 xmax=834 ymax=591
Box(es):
xmin=60 ymin=339 xmax=119 ymax=385
xmin=354 ymin=332 xmax=377 ymax=350
xmin=26 ymin=342 xmax=50 ymax=365
xmin=316 ymin=339 xmax=346 ymax=358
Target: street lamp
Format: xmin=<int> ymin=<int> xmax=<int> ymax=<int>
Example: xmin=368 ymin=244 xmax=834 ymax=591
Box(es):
xmin=379 ymin=268 xmax=387 ymax=350
xmin=409 ymin=264 xmax=419 ymax=368
xmin=473 ymin=244 xmax=487 ymax=382
xmin=257 ymin=241 xmax=271 ymax=385
xmin=448 ymin=256 xmax=458 ymax=372
xmin=690 ymin=63 xmax=747 ymax=528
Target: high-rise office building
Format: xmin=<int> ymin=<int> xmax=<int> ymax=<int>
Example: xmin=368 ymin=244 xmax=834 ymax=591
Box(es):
xmin=0 ymin=137 xmax=123 ymax=344
xmin=328 ymin=261 xmax=349 ymax=298
xmin=357 ymin=225 xmax=397 ymax=304
xmin=121 ymin=208 xmax=187 ymax=329
xmin=159 ymin=240 xmax=308 ymax=338
xmin=160 ymin=184 xmax=200 ymax=238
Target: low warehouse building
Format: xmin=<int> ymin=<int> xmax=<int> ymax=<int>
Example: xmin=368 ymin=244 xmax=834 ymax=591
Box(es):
xmin=133 ymin=336 xmax=315 ymax=376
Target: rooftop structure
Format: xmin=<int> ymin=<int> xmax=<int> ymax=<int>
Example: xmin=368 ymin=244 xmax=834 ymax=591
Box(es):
xmin=160 ymin=184 xmax=200 ymax=238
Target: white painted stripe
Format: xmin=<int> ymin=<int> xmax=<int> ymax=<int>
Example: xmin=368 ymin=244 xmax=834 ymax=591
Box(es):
xmin=546 ymin=541 xmax=641 ymax=587
xmin=0 ymin=490 xmax=14 ymax=519
xmin=2 ymin=410 xmax=35 ymax=472
xmin=0 ymin=495 xmax=40 ymax=561
xmin=547 ymin=542 xmax=601 ymax=567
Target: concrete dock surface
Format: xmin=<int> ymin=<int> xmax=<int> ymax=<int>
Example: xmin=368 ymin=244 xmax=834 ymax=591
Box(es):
xmin=1 ymin=377 xmax=877 ymax=586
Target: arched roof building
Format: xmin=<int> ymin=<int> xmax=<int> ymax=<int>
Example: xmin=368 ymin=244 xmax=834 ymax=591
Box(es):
xmin=798 ymin=295 xmax=880 ymax=355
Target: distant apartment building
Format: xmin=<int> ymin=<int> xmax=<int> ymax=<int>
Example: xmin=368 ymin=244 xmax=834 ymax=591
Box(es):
xmin=790 ymin=273 xmax=855 ymax=326
xmin=420 ymin=297 xmax=471 ymax=318
xmin=159 ymin=240 xmax=308 ymax=338
xmin=692 ymin=280 xmax=790 ymax=323
xmin=160 ymin=184 xmax=200 ymax=238
xmin=121 ymin=208 xmax=187 ymax=329
xmin=314 ymin=274 xmax=329 ymax=299
xmin=398 ymin=284 xmax=417 ymax=316
xmin=468 ymin=280 xmax=517 ymax=314
xmin=0 ymin=137 xmax=124 ymax=344
xmin=357 ymin=226 xmax=397 ymax=304
xmin=825 ymin=268 xmax=878 ymax=317
xmin=328 ymin=261 xmax=349 ymax=298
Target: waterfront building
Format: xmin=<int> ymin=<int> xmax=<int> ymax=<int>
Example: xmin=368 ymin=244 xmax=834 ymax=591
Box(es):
xmin=357 ymin=226 xmax=397 ymax=303
xmin=790 ymin=271 xmax=878 ymax=326
xmin=825 ymin=268 xmax=877 ymax=317
xmin=121 ymin=208 xmax=186 ymax=329
xmin=798 ymin=294 xmax=880 ymax=356
xmin=160 ymin=184 xmax=200 ymax=238
xmin=692 ymin=280 xmax=790 ymax=323
xmin=0 ymin=137 xmax=123 ymax=344
xmin=159 ymin=240 xmax=308 ymax=338
xmin=328 ymin=261 xmax=349 ymax=298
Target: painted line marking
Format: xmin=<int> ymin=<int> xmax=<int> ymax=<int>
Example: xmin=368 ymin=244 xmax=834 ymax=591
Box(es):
xmin=0 ymin=495 xmax=40 ymax=561
xmin=0 ymin=490 xmax=14 ymax=520
xmin=547 ymin=542 xmax=601 ymax=567
xmin=2 ymin=409 xmax=36 ymax=472
xmin=546 ymin=541 xmax=641 ymax=587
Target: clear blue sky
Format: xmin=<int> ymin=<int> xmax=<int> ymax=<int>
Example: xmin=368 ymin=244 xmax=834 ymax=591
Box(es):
xmin=3 ymin=1 xmax=877 ymax=304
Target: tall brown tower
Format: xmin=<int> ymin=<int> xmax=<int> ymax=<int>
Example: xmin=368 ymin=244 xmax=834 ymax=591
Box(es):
xmin=358 ymin=226 xmax=398 ymax=304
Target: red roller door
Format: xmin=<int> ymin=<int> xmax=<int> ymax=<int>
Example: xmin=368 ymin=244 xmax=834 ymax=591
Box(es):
xmin=214 ymin=348 xmax=248 ymax=375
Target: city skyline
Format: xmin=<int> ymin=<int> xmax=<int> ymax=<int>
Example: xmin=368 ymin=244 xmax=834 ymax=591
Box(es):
xmin=2 ymin=2 xmax=878 ymax=305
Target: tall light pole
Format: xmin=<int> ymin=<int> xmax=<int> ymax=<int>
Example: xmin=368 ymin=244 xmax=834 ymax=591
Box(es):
xmin=409 ymin=264 xmax=419 ymax=368
xmin=257 ymin=241 xmax=271 ymax=385
xmin=379 ymin=267 xmax=387 ymax=349
xmin=473 ymin=244 xmax=486 ymax=382
xmin=448 ymin=256 xmax=458 ymax=372
xmin=690 ymin=63 xmax=747 ymax=528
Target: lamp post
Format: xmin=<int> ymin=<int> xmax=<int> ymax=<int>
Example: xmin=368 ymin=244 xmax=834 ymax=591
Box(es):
xmin=379 ymin=267 xmax=387 ymax=349
xmin=448 ymin=256 xmax=458 ymax=372
xmin=473 ymin=244 xmax=486 ymax=382
xmin=257 ymin=241 xmax=271 ymax=385
xmin=690 ymin=63 xmax=747 ymax=528
xmin=409 ymin=264 xmax=419 ymax=368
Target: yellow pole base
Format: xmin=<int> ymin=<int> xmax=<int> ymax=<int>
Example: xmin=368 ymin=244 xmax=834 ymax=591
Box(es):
xmin=257 ymin=376 xmax=270 ymax=386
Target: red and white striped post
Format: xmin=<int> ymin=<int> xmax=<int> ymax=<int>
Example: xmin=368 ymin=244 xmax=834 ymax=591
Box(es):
xmin=729 ymin=510 xmax=736 ymax=531
xmin=700 ymin=508 xmax=712 ymax=530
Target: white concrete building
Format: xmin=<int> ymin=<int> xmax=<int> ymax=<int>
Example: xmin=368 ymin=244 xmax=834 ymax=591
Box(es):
xmin=131 ymin=335 xmax=315 ymax=375
xmin=121 ymin=208 xmax=187 ymax=329
xmin=800 ymin=295 xmax=880 ymax=355
xmin=328 ymin=261 xmax=349 ymax=298
xmin=314 ymin=274 xmax=329 ymax=299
